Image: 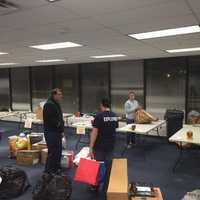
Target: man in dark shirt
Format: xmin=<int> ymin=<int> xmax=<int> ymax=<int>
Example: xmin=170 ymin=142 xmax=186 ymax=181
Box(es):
xmin=88 ymin=98 xmax=118 ymax=191
xmin=43 ymin=88 xmax=64 ymax=174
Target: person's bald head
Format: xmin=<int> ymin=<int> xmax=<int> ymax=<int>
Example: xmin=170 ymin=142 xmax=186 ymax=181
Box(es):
xmin=51 ymin=88 xmax=63 ymax=102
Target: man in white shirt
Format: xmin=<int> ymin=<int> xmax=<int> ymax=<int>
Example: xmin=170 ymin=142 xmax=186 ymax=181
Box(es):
xmin=124 ymin=91 xmax=139 ymax=147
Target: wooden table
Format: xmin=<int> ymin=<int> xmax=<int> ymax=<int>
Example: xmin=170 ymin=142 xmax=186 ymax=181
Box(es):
xmin=169 ymin=125 xmax=200 ymax=171
xmin=131 ymin=188 xmax=163 ymax=200
xmin=107 ymin=159 xmax=128 ymax=200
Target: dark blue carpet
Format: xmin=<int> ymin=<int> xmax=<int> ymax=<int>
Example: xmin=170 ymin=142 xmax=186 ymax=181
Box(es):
xmin=0 ymin=121 xmax=200 ymax=200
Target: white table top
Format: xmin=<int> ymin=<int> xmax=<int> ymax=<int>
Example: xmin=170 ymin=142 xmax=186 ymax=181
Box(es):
xmin=23 ymin=113 xmax=73 ymax=125
xmin=169 ymin=125 xmax=200 ymax=145
xmin=0 ymin=111 xmax=31 ymax=121
xmin=71 ymin=122 xmax=93 ymax=129
xmin=63 ymin=113 xmax=74 ymax=118
xmin=71 ymin=120 xmax=166 ymax=134
xmin=0 ymin=111 xmax=72 ymax=125
xmin=67 ymin=115 xmax=94 ymax=123
xmin=117 ymin=120 xmax=166 ymax=135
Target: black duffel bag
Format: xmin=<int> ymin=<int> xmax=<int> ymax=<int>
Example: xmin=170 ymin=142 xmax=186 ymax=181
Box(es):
xmin=32 ymin=173 xmax=72 ymax=200
xmin=0 ymin=165 xmax=30 ymax=199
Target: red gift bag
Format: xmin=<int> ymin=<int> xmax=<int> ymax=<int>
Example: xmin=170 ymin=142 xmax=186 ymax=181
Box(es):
xmin=74 ymin=158 xmax=100 ymax=186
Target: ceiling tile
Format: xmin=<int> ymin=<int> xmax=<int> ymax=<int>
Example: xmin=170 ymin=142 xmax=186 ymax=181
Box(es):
xmin=0 ymin=4 xmax=80 ymax=30
xmin=113 ymin=14 xmax=198 ymax=34
xmin=55 ymin=0 xmax=172 ymax=16
xmin=186 ymin=0 xmax=200 ymax=14
xmin=0 ymin=0 xmax=199 ymax=67
xmin=92 ymin=1 xmax=191 ymax=27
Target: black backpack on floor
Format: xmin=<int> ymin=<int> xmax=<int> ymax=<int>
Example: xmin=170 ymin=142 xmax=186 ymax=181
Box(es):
xmin=0 ymin=165 xmax=30 ymax=199
xmin=32 ymin=173 xmax=72 ymax=200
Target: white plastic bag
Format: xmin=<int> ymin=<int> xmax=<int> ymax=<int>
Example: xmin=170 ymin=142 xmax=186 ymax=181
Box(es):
xmin=62 ymin=137 xmax=67 ymax=150
xmin=73 ymin=147 xmax=90 ymax=165
xmin=182 ymin=189 xmax=200 ymax=200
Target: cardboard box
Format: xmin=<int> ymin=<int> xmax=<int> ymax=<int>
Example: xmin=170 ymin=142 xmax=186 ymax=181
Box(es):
xmin=41 ymin=149 xmax=74 ymax=167
xmin=29 ymin=134 xmax=43 ymax=145
xmin=107 ymin=159 xmax=128 ymax=200
xmin=8 ymin=135 xmax=18 ymax=158
xmin=41 ymin=148 xmax=48 ymax=165
xmin=32 ymin=143 xmax=47 ymax=151
xmin=35 ymin=106 xmax=43 ymax=120
xmin=131 ymin=188 xmax=163 ymax=200
xmin=17 ymin=150 xmax=40 ymax=166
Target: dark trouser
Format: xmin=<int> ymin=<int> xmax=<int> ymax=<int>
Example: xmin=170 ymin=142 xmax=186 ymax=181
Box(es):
xmin=44 ymin=131 xmax=62 ymax=174
xmin=126 ymin=119 xmax=135 ymax=145
xmin=94 ymin=149 xmax=113 ymax=192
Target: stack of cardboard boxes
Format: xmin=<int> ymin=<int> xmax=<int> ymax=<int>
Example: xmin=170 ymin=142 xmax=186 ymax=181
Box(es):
xmin=17 ymin=140 xmax=47 ymax=166
xmin=8 ymin=134 xmax=47 ymax=166
xmin=8 ymin=134 xmax=74 ymax=168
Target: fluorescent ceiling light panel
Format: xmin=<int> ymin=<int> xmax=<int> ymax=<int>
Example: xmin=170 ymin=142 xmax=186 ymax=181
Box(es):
xmin=166 ymin=47 xmax=200 ymax=53
xmin=36 ymin=59 xmax=65 ymax=63
xmin=0 ymin=63 xmax=18 ymax=66
xmin=47 ymin=0 xmax=58 ymax=2
xmin=0 ymin=52 xmax=8 ymax=55
xmin=129 ymin=25 xmax=200 ymax=40
xmin=30 ymin=42 xmax=82 ymax=50
xmin=91 ymin=54 xmax=126 ymax=58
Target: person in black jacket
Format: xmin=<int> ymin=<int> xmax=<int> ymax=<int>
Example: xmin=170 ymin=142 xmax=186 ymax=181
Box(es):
xmin=43 ymin=88 xmax=64 ymax=174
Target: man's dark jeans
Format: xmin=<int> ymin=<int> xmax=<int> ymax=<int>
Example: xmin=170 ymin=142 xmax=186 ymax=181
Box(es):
xmin=94 ymin=149 xmax=113 ymax=191
xmin=44 ymin=131 xmax=62 ymax=174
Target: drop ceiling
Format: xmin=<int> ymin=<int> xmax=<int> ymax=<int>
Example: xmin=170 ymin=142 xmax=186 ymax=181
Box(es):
xmin=0 ymin=0 xmax=200 ymax=67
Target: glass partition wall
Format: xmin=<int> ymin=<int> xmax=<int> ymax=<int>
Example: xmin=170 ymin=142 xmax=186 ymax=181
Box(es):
xmin=31 ymin=66 xmax=53 ymax=112
xmin=188 ymin=57 xmax=200 ymax=114
xmin=55 ymin=64 xmax=79 ymax=113
xmin=111 ymin=60 xmax=144 ymax=116
xmin=81 ymin=62 xmax=109 ymax=113
xmin=11 ymin=68 xmax=30 ymax=111
xmin=145 ymin=58 xmax=186 ymax=119
xmin=0 ymin=69 xmax=10 ymax=111
xmin=0 ymin=56 xmax=200 ymax=117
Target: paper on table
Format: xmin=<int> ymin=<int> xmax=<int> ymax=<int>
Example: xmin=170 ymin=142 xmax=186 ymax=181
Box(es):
xmin=136 ymin=186 xmax=151 ymax=192
xmin=76 ymin=126 xmax=86 ymax=135
xmin=24 ymin=118 xmax=32 ymax=129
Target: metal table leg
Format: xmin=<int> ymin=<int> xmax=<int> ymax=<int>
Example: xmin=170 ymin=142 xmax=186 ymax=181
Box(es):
xmin=173 ymin=142 xmax=183 ymax=173
xmin=156 ymin=127 xmax=160 ymax=136
xmin=75 ymin=135 xmax=82 ymax=150
xmin=75 ymin=131 xmax=90 ymax=150
xmin=150 ymin=127 xmax=161 ymax=136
